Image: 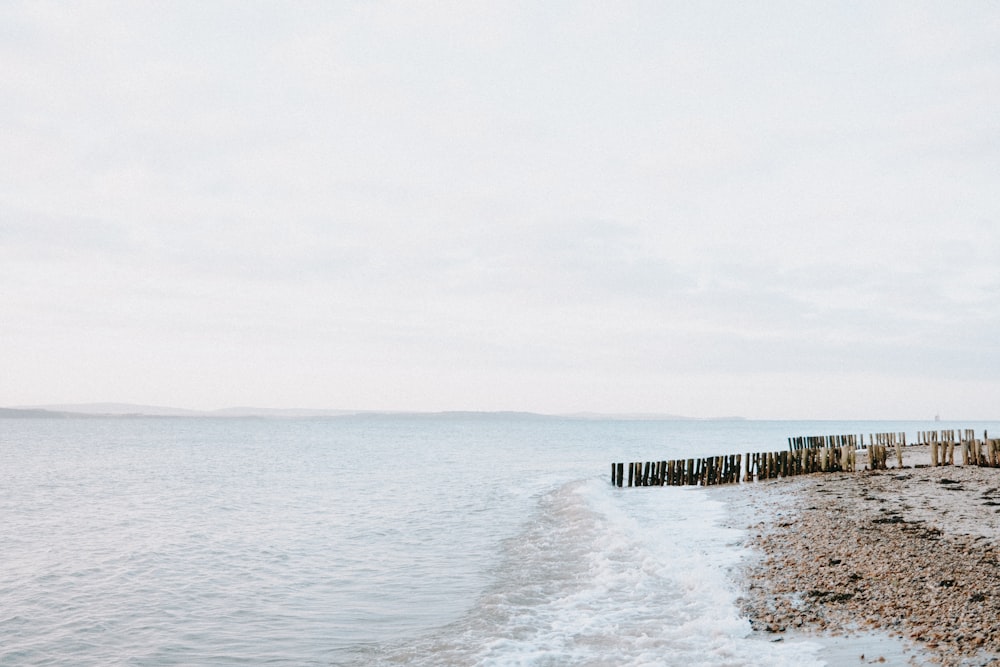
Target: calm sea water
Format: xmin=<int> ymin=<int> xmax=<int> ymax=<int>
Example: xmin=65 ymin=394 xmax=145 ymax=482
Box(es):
xmin=2 ymin=416 xmax=997 ymax=666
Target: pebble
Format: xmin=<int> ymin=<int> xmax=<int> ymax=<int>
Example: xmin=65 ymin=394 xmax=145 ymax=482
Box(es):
xmin=731 ymin=456 xmax=1000 ymax=666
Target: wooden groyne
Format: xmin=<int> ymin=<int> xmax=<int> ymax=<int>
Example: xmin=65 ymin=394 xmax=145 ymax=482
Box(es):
xmin=788 ymin=434 xmax=859 ymax=451
xmin=612 ymin=430 xmax=997 ymax=488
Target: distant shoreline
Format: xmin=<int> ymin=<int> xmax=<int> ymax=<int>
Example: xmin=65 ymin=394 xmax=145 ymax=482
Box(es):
xmin=0 ymin=404 xmax=743 ymax=421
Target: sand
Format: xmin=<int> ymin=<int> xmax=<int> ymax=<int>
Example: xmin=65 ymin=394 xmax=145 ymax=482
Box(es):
xmin=719 ymin=445 xmax=1000 ymax=666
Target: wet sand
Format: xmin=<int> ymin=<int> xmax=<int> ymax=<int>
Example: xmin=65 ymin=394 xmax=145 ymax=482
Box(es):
xmin=720 ymin=445 xmax=1000 ymax=666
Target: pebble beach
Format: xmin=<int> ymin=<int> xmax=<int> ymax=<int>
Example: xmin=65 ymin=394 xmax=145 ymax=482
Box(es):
xmin=724 ymin=445 xmax=1000 ymax=666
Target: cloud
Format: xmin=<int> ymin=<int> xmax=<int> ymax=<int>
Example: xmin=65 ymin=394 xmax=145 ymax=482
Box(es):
xmin=2 ymin=1 xmax=999 ymax=416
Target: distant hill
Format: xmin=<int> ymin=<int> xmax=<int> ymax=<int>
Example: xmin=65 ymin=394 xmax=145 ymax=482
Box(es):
xmin=562 ymin=412 xmax=746 ymax=421
xmin=0 ymin=407 xmax=76 ymax=418
xmin=11 ymin=403 xmax=384 ymax=419
xmin=18 ymin=402 xmax=205 ymax=417
xmin=563 ymin=411 xmax=693 ymax=421
xmin=5 ymin=403 xmax=744 ymax=421
xmin=208 ymin=407 xmax=362 ymax=418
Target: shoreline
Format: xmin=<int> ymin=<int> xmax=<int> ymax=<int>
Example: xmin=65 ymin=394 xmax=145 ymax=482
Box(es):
xmin=719 ymin=444 xmax=1000 ymax=666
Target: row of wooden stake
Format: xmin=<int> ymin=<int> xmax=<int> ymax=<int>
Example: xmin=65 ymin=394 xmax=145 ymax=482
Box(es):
xmin=788 ymin=434 xmax=859 ymax=451
xmin=789 ymin=432 xmax=909 ymax=451
xmin=930 ymin=434 xmax=1000 ymax=467
xmin=611 ymin=446 xmax=858 ymax=487
xmin=613 ymin=430 xmax=1000 ymax=488
xmin=611 ymin=455 xmax=743 ymax=487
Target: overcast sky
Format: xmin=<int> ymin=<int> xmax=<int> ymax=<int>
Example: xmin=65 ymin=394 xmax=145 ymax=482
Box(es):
xmin=2 ymin=1 xmax=998 ymax=419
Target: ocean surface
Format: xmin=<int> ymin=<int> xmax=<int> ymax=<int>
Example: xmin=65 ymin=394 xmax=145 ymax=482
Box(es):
xmin=2 ymin=416 xmax=998 ymax=666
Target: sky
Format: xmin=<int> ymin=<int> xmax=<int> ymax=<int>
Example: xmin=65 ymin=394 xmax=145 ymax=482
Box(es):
xmin=2 ymin=1 xmax=999 ymax=419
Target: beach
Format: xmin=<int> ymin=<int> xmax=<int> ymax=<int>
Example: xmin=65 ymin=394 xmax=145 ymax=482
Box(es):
xmin=724 ymin=445 xmax=1000 ymax=666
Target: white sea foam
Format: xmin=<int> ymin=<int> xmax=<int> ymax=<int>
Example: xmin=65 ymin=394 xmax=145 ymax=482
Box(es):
xmin=366 ymin=479 xmax=824 ymax=666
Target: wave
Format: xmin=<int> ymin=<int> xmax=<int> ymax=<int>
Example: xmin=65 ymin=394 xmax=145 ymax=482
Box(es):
xmin=358 ymin=479 xmax=823 ymax=667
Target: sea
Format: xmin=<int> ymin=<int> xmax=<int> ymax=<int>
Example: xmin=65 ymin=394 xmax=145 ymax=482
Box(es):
xmin=2 ymin=415 xmax=997 ymax=666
